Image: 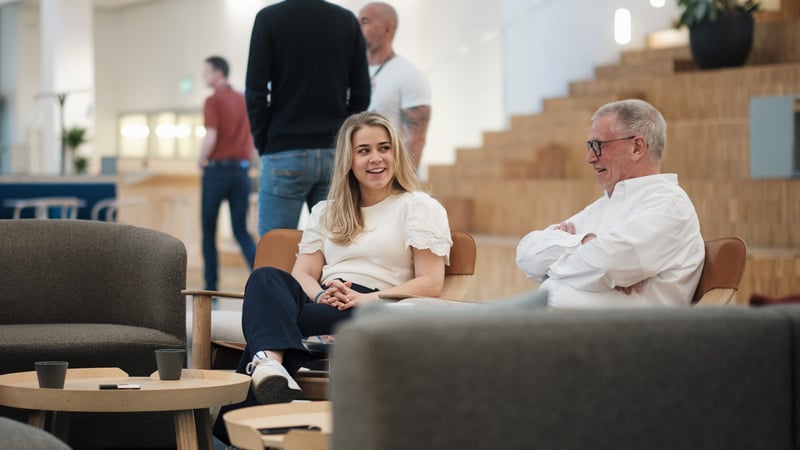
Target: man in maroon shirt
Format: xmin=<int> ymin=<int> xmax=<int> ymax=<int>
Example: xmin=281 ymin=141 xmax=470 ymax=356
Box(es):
xmin=200 ymin=56 xmax=257 ymax=291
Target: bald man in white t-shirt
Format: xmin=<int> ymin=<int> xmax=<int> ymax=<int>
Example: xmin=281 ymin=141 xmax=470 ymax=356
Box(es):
xmin=359 ymin=2 xmax=432 ymax=170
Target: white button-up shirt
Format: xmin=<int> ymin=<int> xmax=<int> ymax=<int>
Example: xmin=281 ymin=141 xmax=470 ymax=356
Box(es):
xmin=516 ymin=174 xmax=705 ymax=308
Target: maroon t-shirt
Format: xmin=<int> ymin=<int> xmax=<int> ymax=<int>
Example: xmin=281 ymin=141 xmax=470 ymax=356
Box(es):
xmin=204 ymin=85 xmax=253 ymax=160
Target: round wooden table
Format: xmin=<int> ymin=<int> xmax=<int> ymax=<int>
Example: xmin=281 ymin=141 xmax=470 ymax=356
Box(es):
xmin=223 ymin=401 xmax=331 ymax=450
xmin=0 ymin=367 xmax=249 ymax=450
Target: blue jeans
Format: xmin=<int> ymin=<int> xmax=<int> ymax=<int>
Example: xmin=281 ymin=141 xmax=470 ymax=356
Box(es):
xmin=201 ymin=165 xmax=257 ymax=291
xmin=257 ymin=148 xmax=334 ymax=237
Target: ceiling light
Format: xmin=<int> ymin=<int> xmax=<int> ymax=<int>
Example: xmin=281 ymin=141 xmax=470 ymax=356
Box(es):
xmin=614 ymin=8 xmax=632 ymax=45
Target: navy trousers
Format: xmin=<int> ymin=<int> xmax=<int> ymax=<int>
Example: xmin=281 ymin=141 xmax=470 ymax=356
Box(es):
xmin=213 ymin=266 xmax=376 ymax=444
xmin=240 ymin=266 xmax=361 ymax=373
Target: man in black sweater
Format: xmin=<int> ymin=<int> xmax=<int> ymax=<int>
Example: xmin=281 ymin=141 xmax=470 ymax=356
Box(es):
xmin=246 ymin=0 xmax=370 ymax=237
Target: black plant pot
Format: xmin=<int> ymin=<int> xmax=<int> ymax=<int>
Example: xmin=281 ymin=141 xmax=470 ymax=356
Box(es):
xmin=689 ymin=13 xmax=755 ymax=70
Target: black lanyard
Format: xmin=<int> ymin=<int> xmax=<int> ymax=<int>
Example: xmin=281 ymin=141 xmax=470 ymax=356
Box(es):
xmin=371 ymin=52 xmax=395 ymax=82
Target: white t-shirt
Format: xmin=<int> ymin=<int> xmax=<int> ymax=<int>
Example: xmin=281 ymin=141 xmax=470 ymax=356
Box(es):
xmin=516 ymin=174 xmax=705 ymax=308
xmin=298 ymin=191 xmax=451 ymax=290
xmin=368 ymin=55 xmax=431 ymax=131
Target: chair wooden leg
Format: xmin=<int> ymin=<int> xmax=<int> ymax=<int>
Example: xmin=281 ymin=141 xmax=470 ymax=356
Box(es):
xmin=192 ymin=294 xmax=213 ymax=370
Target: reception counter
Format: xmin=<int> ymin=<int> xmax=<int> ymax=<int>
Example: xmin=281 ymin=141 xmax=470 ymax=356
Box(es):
xmin=0 ymin=176 xmax=116 ymax=220
xmin=1 ymin=171 xmax=258 ymax=272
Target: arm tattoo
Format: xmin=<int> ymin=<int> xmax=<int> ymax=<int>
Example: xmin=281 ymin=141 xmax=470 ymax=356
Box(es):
xmin=401 ymin=105 xmax=431 ymax=133
xmin=401 ymin=105 xmax=431 ymax=168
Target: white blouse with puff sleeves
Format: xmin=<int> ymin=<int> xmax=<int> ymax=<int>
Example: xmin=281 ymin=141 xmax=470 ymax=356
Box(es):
xmin=298 ymin=192 xmax=452 ymax=291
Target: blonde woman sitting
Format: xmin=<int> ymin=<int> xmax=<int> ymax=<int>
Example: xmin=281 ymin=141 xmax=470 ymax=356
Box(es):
xmin=231 ymin=111 xmax=452 ymax=407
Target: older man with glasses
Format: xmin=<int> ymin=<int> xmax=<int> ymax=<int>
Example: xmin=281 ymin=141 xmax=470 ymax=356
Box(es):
xmin=516 ymin=99 xmax=705 ymax=308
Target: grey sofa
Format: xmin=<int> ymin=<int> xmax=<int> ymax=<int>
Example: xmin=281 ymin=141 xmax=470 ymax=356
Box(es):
xmin=331 ymin=304 xmax=800 ymax=450
xmin=0 ymin=219 xmax=186 ymax=449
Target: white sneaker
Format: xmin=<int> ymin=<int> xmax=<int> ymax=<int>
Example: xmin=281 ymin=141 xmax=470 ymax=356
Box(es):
xmin=245 ymin=351 xmax=301 ymax=404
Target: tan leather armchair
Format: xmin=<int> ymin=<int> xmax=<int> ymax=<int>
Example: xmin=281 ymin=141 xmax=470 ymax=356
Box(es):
xmin=183 ymin=229 xmax=477 ymax=399
xmin=693 ymin=237 xmax=747 ymax=306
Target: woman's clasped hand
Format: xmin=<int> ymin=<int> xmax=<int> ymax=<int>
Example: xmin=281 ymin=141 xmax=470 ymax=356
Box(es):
xmin=315 ymin=279 xmax=374 ymax=310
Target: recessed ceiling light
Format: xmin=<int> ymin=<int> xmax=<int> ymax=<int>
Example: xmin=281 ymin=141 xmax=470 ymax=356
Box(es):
xmin=615 ymin=8 xmax=631 ymax=45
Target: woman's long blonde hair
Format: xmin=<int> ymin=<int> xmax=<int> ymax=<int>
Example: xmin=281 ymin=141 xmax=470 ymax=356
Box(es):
xmin=325 ymin=112 xmax=420 ymax=244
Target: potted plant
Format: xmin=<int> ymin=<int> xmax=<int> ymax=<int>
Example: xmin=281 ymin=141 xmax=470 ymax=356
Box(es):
xmin=64 ymin=126 xmax=89 ymax=175
xmin=676 ymin=0 xmax=761 ymax=69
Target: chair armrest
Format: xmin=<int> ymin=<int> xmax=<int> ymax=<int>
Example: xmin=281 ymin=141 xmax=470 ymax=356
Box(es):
xmin=379 ymin=293 xmax=479 ymax=304
xmin=378 ymin=293 xmax=419 ymax=301
xmin=182 ymin=289 xmax=244 ymax=370
xmin=181 ymin=289 xmax=244 ymax=299
xmin=695 ymin=288 xmax=737 ymax=306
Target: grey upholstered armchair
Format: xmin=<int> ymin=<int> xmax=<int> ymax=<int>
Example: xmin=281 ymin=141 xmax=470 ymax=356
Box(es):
xmin=0 ymin=219 xmax=186 ymax=449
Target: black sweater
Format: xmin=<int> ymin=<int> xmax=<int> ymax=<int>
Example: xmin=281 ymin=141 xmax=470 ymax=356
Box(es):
xmin=245 ymin=0 xmax=371 ymax=154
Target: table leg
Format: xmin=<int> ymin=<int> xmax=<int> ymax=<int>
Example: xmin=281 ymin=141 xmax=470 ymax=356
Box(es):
xmin=174 ymin=410 xmax=199 ymax=450
xmin=194 ymin=408 xmax=214 ymax=450
xmin=27 ymin=411 xmax=70 ymax=442
xmin=28 ymin=410 xmax=46 ymax=429
xmin=51 ymin=411 xmax=71 ymax=443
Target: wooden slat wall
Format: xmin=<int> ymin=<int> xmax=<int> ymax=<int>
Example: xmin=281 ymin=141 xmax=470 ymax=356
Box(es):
xmin=661 ymin=119 xmax=750 ymax=179
xmin=787 ymin=0 xmax=800 ymax=18
xmin=432 ymin=118 xmax=750 ymax=183
xmin=461 ymin=235 xmax=535 ymax=302
xmin=567 ymin=64 xmax=800 ymax=120
xmin=683 ymin=180 xmax=800 ymax=247
xmin=749 ymin=17 xmax=800 ymax=64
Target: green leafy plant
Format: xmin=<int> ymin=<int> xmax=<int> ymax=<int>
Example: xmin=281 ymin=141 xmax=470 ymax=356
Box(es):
xmin=676 ymin=0 xmax=761 ymax=28
xmin=64 ymin=126 xmax=89 ymax=174
xmin=64 ymin=126 xmax=87 ymax=150
xmin=73 ymin=156 xmax=89 ymax=174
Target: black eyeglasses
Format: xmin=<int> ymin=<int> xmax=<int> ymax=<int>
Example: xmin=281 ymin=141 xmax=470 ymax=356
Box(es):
xmin=585 ymin=135 xmax=636 ymax=158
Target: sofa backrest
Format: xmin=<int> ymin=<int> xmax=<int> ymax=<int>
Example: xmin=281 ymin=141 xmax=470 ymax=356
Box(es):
xmin=0 ymin=219 xmax=186 ymax=338
xmin=332 ymin=306 xmax=798 ymax=450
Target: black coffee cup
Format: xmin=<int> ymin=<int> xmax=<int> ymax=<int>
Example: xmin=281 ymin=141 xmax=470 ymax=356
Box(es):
xmin=35 ymin=361 xmax=68 ymax=389
xmin=155 ymin=349 xmax=185 ymax=380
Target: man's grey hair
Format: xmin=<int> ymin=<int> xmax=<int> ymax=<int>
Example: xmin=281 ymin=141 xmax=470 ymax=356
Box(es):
xmin=592 ymin=99 xmax=667 ymax=163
